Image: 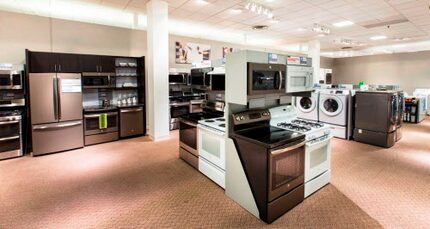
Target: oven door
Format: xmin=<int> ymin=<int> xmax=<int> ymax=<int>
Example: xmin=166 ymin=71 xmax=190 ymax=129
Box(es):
xmin=286 ymin=66 xmax=313 ymax=93
xmin=268 ymin=140 xmax=305 ymax=202
xmin=0 ymin=70 xmax=22 ymax=90
xmin=179 ymin=119 xmax=198 ymax=156
xmin=197 ymin=124 xmax=225 ymax=170
xmin=248 ymin=63 xmax=286 ymax=95
xmin=84 ymin=112 xmax=118 ymax=135
xmin=0 ymin=119 xmax=22 ymax=158
xmin=305 ymin=136 xmax=331 ymax=182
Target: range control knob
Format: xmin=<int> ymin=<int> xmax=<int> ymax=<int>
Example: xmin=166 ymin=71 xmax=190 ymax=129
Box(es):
xmin=240 ymin=116 xmax=245 ymax=120
xmin=235 ymin=116 xmax=241 ymax=121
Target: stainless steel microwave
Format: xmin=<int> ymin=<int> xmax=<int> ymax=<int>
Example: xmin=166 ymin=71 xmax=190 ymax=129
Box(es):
xmin=247 ymin=63 xmax=286 ymax=96
xmin=0 ymin=70 xmax=23 ymax=90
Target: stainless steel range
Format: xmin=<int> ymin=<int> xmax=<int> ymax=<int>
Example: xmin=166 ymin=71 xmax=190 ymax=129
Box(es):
xmin=0 ymin=110 xmax=23 ymax=160
xmin=270 ymin=105 xmax=332 ymax=198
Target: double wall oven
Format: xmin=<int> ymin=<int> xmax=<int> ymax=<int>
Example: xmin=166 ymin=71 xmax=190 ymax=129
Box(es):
xmin=247 ymin=63 xmax=286 ymax=96
xmin=0 ymin=111 xmax=23 ymax=160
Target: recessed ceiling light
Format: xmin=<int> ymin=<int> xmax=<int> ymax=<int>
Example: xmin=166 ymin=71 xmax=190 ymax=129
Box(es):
xmin=269 ymin=17 xmax=280 ymax=23
xmin=230 ymin=8 xmax=242 ymax=14
xmin=332 ymin=20 xmax=354 ymax=27
xmin=196 ymin=0 xmax=209 ymax=5
xmin=370 ymin=35 xmax=387 ymax=40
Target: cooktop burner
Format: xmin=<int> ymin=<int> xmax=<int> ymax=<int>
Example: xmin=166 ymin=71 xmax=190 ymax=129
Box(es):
xmin=216 ymin=118 xmax=225 ymax=122
xmin=205 ymin=120 xmax=215 ymax=123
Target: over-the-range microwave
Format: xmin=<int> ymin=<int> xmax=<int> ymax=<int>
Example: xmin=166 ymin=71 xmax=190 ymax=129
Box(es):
xmin=286 ymin=56 xmax=314 ymax=93
xmin=247 ymin=62 xmax=286 ymax=96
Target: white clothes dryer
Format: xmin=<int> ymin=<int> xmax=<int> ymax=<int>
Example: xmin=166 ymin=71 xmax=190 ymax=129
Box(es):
xmin=296 ymin=91 xmax=319 ymax=121
xmin=319 ymin=89 xmax=350 ymax=139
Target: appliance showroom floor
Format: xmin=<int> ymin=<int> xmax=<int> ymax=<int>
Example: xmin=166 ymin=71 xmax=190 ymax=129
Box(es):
xmin=1 ymin=120 xmax=429 ymax=228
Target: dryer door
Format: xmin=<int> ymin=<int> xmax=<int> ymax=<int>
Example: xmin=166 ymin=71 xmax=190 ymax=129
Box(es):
xmin=320 ymin=96 xmax=343 ymax=117
xmin=297 ymin=96 xmax=316 ymax=113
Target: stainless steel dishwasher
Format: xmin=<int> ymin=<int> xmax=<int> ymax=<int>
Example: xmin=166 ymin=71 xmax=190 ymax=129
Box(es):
xmin=119 ymin=106 xmax=144 ymax=138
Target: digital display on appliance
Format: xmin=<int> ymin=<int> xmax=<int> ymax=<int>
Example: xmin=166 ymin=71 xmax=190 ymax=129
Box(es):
xmin=249 ymin=113 xmax=262 ymax=119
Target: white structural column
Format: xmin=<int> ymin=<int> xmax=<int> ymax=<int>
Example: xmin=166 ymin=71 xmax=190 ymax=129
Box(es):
xmin=308 ymin=40 xmax=321 ymax=84
xmin=146 ymin=0 xmax=169 ymax=140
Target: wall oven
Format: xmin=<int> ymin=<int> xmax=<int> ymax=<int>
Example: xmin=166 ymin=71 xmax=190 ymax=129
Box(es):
xmin=247 ymin=63 xmax=286 ymax=96
xmin=0 ymin=70 xmax=23 ymax=90
xmin=84 ymin=111 xmax=119 ymax=145
xmin=82 ymin=72 xmax=116 ymax=89
xmin=0 ymin=111 xmax=23 ymax=160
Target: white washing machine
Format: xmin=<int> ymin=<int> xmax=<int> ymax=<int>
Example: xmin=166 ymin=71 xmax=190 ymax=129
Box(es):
xmin=296 ymin=91 xmax=319 ymax=121
xmin=319 ymin=89 xmax=350 ymax=139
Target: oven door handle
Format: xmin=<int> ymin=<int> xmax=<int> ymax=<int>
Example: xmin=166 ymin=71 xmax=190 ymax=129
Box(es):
xmin=198 ymin=124 xmax=225 ymax=136
xmin=306 ymin=135 xmax=332 ymax=148
xmin=0 ymin=120 xmax=20 ymax=125
xmin=84 ymin=112 xmax=118 ymax=118
xmin=0 ymin=135 xmax=20 ymax=142
xmin=271 ymin=140 xmax=305 ymax=156
xmin=120 ymin=108 xmax=143 ymax=113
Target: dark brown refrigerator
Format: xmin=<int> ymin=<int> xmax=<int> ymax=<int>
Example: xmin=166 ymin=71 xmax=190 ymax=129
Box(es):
xmin=29 ymin=73 xmax=84 ymax=155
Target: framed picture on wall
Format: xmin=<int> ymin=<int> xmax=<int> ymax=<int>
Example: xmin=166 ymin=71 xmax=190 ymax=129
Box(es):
xmin=175 ymin=41 xmax=188 ymax=64
xmin=222 ymin=47 xmax=239 ymax=63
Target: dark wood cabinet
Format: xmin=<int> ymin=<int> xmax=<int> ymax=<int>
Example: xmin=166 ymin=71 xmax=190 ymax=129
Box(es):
xmin=58 ymin=54 xmax=80 ymax=73
xmin=79 ymin=55 xmax=100 ymax=72
xmin=28 ymin=52 xmax=80 ymax=73
xmin=79 ymin=54 xmax=115 ymax=73
xmin=99 ymin=56 xmax=115 ymax=72
xmin=29 ymin=52 xmax=58 ymax=73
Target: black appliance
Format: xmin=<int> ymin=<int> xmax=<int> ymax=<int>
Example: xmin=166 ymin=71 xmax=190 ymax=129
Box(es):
xmin=230 ymin=109 xmax=306 ymax=223
xmin=248 ymin=63 xmax=286 ymax=96
xmin=179 ymin=101 xmax=224 ymax=169
xmin=396 ymin=91 xmax=404 ymax=141
xmin=354 ymin=91 xmax=398 ymax=148
xmin=190 ymin=67 xmax=213 ymax=90
xmin=204 ymin=68 xmax=225 ymax=91
xmin=169 ymin=72 xmax=189 ymax=85
xmin=82 ymin=72 xmax=116 ymax=89
xmin=0 ymin=69 xmax=23 ymax=90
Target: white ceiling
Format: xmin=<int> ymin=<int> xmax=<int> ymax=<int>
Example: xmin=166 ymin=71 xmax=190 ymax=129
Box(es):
xmin=1 ymin=0 xmax=430 ymax=57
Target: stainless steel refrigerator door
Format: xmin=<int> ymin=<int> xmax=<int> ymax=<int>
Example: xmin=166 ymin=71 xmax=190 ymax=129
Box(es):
xmin=32 ymin=120 xmax=84 ymax=155
xmin=29 ymin=73 xmax=58 ymax=125
xmin=58 ymin=73 xmax=83 ymax=121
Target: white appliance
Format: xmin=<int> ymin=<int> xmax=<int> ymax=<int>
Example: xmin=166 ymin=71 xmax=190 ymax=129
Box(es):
xmin=197 ymin=117 xmax=226 ymax=188
xmin=295 ymin=91 xmax=319 ymax=121
xmin=286 ymin=63 xmax=313 ymax=93
xmin=270 ymin=105 xmax=332 ymax=198
xmin=319 ymin=89 xmax=349 ymax=139
xmin=413 ymin=89 xmax=430 ymax=115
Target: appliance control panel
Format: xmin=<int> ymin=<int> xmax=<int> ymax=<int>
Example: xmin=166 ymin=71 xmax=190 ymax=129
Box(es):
xmin=232 ymin=109 xmax=271 ymax=125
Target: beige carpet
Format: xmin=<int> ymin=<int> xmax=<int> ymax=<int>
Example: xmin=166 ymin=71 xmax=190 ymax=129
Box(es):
xmin=6 ymin=119 xmax=430 ymax=228
xmin=331 ymin=119 xmax=430 ymax=228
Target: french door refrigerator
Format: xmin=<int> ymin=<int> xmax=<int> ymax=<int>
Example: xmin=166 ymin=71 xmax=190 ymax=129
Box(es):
xmin=29 ymin=73 xmax=84 ymax=155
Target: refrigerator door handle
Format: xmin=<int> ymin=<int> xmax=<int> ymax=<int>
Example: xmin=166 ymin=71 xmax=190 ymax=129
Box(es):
xmin=33 ymin=121 xmax=82 ymax=131
xmin=53 ymin=76 xmax=58 ymax=120
xmin=57 ymin=76 xmax=62 ymax=120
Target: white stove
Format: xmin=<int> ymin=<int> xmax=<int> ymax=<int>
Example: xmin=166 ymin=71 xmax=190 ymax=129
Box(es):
xmin=197 ymin=117 xmax=226 ymax=188
xmin=269 ymin=105 xmax=332 ymax=198
xmin=198 ymin=117 xmax=226 ymax=133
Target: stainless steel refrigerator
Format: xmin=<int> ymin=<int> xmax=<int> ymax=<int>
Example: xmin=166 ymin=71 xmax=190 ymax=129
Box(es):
xmin=29 ymin=73 xmax=84 ymax=155
xmin=353 ymin=90 xmax=398 ymax=148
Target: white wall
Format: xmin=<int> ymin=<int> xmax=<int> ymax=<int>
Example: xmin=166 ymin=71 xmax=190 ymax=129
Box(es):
xmin=332 ymin=51 xmax=430 ymax=93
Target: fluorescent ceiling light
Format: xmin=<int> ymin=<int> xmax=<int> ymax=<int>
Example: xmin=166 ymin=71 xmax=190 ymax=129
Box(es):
xmin=332 ymin=20 xmax=354 ymax=27
xmin=230 ymin=8 xmax=242 ymax=14
xmin=370 ymin=35 xmax=387 ymax=40
xmin=196 ymin=0 xmax=209 ymax=5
